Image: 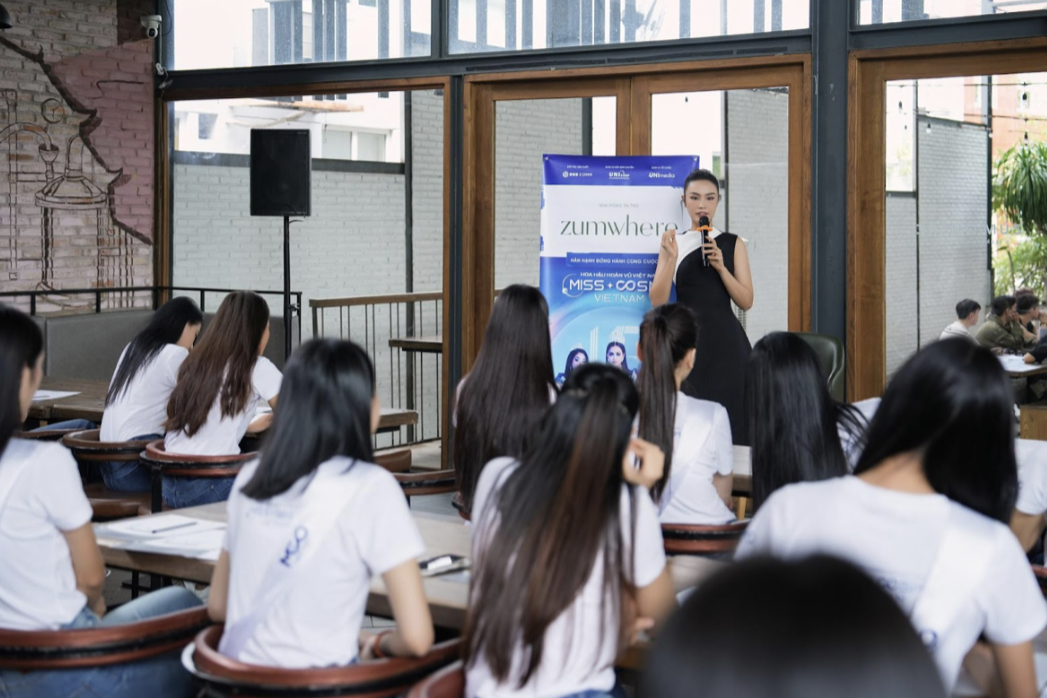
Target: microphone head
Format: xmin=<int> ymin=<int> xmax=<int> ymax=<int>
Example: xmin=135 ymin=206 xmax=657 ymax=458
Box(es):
xmin=698 ymin=215 xmax=711 ymax=228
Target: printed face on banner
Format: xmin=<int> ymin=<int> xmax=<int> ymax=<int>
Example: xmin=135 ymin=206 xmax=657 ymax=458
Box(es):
xmin=541 ymin=155 xmax=699 ymax=384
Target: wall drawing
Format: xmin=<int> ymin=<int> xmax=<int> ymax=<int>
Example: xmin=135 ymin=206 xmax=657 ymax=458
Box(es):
xmin=0 ymin=32 xmax=154 ymax=312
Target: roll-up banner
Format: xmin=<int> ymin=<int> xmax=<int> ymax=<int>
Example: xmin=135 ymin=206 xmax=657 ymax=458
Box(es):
xmin=541 ymin=155 xmax=700 ymax=386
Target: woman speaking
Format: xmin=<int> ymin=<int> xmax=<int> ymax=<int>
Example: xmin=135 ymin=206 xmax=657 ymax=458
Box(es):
xmin=650 ymin=169 xmax=753 ymax=445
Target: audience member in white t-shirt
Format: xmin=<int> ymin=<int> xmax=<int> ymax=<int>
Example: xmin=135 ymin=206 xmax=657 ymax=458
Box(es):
xmin=164 ymin=291 xmax=281 ymax=509
xmin=207 ymin=338 xmax=433 ymax=667
xmin=1010 ymin=438 xmax=1047 ymax=552
xmin=464 ymin=364 xmax=676 ymax=698
xmin=0 ymin=304 xmax=202 ymax=698
xmin=746 ymin=332 xmax=870 ymax=509
xmin=96 ymin=296 xmax=203 ymax=492
xmin=454 ymin=284 xmax=557 ymax=516
xmin=641 ymin=555 xmax=947 ymax=698
xmin=737 ymin=338 xmax=1047 ymax=695
xmin=635 ymin=303 xmax=734 ymax=525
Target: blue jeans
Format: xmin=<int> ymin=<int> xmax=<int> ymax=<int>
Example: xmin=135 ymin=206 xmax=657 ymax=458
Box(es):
xmin=100 ymin=433 xmax=162 ymax=493
xmin=563 ymin=685 xmax=626 ymax=698
xmin=0 ymin=587 xmax=202 ymax=698
xmin=163 ymin=475 xmax=235 ymax=509
xmin=29 ymin=419 xmax=96 ymax=433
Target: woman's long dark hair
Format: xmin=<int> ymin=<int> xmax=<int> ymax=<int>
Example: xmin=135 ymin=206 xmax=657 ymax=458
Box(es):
xmin=454 ymin=284 xmax=555 ymax=512
xmin=639 ymin=555 xmax=946 ymax=698
xmin=637 ymin=304 xmax=698 ymax=503
xmin=166 ymin=291 xmax=270 ymax=438
xmin=855 ymin=339 xmax=1017 ymax=523
xmin=241 ymin=339 xmax=374 ymax=500
xmin=106 ymin=297 xmax=203 ymax=407
xmin=606 ymin=341 xmax=631 ymax=373
xmin=562 ymin=348 xmax=588 ymax=378
xmin=747 ymin=333 xmax=865 ymax=509
xmin=0 ymin=305 xmax=43 ymax=456
xmin=464 ymin=364 xmax=639 ymax=687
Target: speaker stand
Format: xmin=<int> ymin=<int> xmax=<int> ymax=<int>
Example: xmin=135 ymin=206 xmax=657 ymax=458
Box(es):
xmin=283 ymin=214 xmax=294 ymax=362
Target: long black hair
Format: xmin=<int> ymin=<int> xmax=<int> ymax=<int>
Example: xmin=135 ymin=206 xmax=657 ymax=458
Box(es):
xmin=0 ymin=305 xmax=43 ymax=457
xmin=562 ymin=348 xmax=588 ymax=378
xmin=464 ymin=364 xmax=639 ymax=687
xmin=605 ymin=341 xmax=631 ymax=373
xmin=637 ymin=303 xmax=698 ymax=503
xmin=747 ymin=332 xmax=865 ymax=509
xmin=241 ymin=339 xmax=375 ymax=500
xmin=166 ymin=291 xmax=270 ymax=437
xmin=639 ymin=555 xmax=946 ymax=698
xmin=453 ymin=284 xmax=555 ymax=513
xmin=855 ymin=339 xmax=1017 ymax=523
xmin=106 ymin=297 xmax=203 ymax=406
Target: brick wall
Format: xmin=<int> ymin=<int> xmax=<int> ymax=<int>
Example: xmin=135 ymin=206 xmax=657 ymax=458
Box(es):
xmin=885 ymin=117 xmax=991 ymax=377
xmin=726 ymin=89 xmax=790 ymax=345
xmin=0 ymin=0 xmax=155 ymax=311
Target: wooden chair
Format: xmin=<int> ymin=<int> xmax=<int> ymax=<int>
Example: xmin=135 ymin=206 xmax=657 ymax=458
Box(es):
xmin=375 ymin=448 xmax=458 ymax=501
xmin=17 ymin=428 xmax=80 ymax=442
xmin=661 ymin=521 xmax=749 ymax=556
xmin=62 ymin=429 xmax=153 ymax=521
xmin=186 ymin=625 xmax=461 ymax=698
xmin=139 ymin=441 xmax=256 ymax=513
xmin=0 ymin=606 xmax=209 ymax=671
xmin=450 ymin=493 xmax=470 ymax=522
xmin=408 ymin=661 xmax=464 ymax=698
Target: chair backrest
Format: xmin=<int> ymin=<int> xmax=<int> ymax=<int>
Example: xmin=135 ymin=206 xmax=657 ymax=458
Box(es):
xmin=395 ymin=469 xmax=457 ymax=497
xmin=188 ymin=625 xmax=461 ymax=698
xmin=62 ymin=429 xmax=155 ymax=463
xmin=793 ymin=332 xmax=846 ymax=402
xmin=450 ymin=493 xmax=470 ymax=522
xmin=140 ymin=441 xmax=255 ymax=479
xmin=0 ymin=606 xmax=209 ymax=670
xmin=376 ymin=448 xmax=413 ymax=474
xmin=41 ymin=310 xmax=153 ymax=380
xmin=661 ymin=520 xmax=749 ymax=555
xmin=408 ymin=661 xmax=464 ymax=698
xmin=17 ymin=429 xmax=79 ymax=442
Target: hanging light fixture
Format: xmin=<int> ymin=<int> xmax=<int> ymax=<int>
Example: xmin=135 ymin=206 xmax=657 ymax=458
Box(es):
xmin=0 ymin=4 xmax=12 ymax=30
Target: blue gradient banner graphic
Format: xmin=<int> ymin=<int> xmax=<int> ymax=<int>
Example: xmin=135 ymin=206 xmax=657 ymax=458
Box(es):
xmin=540 ymin=154 xmax=699 ymax=386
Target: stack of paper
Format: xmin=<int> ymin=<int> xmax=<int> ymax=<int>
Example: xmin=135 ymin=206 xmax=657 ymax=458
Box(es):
xmin=97 ymin=515 xmax=225 ymax=560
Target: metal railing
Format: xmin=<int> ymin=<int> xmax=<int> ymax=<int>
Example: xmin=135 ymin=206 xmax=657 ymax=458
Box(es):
xmin=0 ymin=285 xmax=302 ymax=338
xmin=311 ymin=291 xmax=443 ymax=448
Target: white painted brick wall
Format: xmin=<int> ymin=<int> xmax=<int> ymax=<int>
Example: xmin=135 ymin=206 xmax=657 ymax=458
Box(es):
xmin=886 ymin=193 xmax=918 ymax=378
xmin=410 ymin=90 xmax=445 ymax=293
xmin=494 ymin=98 xmax=583 ymax=289
xmin=726 ymin=89 xmax=790 ymax=345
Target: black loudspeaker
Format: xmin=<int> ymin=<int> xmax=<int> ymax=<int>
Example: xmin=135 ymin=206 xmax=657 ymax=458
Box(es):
xmin=250 ymin=129 xmax=311 ymax=217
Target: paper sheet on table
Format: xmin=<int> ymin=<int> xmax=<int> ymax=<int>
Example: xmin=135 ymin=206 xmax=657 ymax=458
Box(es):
xmin=147 ymin=529 xmax=226 ymax=560
xmin=32 ymin=390 xmax=80 ymax=402
xmin=100 ymin=514 xmax=224 ymax=540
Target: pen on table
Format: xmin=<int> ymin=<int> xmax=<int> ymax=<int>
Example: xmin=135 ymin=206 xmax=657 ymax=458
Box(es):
xmin=151 ymin=521 xmax=196 ymax=534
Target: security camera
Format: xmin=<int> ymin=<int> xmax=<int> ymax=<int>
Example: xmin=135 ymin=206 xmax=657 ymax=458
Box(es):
xmin=141 ymin=15 xmax=161 ymax=39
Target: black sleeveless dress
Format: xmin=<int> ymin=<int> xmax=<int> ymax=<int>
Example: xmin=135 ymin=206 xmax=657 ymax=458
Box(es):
xmin=675 ymin=232 xmax=752 ymax=446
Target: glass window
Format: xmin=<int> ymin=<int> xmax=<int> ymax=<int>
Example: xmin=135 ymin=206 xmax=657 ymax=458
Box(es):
xmin=172 ymin=94 xmax=405 ymax=163
xmin=857 ymin=0 xmax=1047 ymax=25
xmin=449 ymin=0 xmax=809 ymax=54
xmin=172 ymin=0 xmax=430 ymax=70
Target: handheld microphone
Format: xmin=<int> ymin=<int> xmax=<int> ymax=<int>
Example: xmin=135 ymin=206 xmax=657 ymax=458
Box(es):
xmin=698 ymin=215 xmax=712 ymax=267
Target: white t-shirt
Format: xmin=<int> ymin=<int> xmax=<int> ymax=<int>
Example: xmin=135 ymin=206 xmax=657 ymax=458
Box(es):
xmin=736 ymin=476 xmax=1047 ymax=690
xmin=839 ymin=397 xmax=880 ymax=471
xmin=1016 ymin=438 xmax=1047 ymax=516
xmin=165 ymin=357 xmax=282 ymax=455
xmin=940 ymin=321 xmax=976 ymax=342
xmin=220 ymin=457 xmax=425 ymax=668
xmin=658 ymin=394 xmax=735 ymax=525
xmin=100 ymin=344 xmax=188 ymax=442
xmin=0 ymin=439 xmax=93 ymax=630
xmin=466 ymin=457 xmax=666 ymax=698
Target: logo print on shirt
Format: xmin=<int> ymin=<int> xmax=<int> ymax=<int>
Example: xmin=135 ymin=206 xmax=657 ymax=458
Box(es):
xmin=280 ymin=526 xmax=309 ymax=568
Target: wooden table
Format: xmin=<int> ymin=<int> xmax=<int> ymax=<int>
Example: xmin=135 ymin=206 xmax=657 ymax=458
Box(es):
xmin=30 ymin=376 xmax=417 ymax=434
xmin=388 ymin=335 xmax=443 ymax=354
xmin=1000 ymin=355 xmax=1047 ymax=378
xmin=95 ymin=503 xmax=724 ymax=631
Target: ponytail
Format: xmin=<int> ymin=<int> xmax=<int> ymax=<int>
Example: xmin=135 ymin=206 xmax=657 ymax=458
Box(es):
xmin=637 ymin=304 xmax=699 ymax=503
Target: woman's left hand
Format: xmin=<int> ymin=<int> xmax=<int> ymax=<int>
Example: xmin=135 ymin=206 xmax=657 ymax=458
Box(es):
xmin=703 ymin=238 xmax=725 ymax=272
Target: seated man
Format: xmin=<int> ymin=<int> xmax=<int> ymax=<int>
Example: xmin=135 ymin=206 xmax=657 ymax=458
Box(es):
xmin=1016 ymin=293 xmax=1042 ymax=343
xmin=940 ymin=298 xmax=981 ymax=341
xmin=976 ymin=295 xmax=1033 ymax=354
